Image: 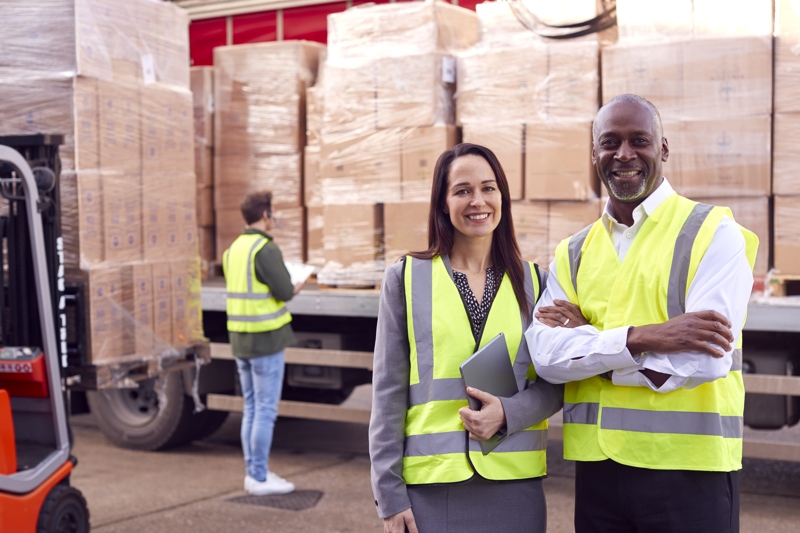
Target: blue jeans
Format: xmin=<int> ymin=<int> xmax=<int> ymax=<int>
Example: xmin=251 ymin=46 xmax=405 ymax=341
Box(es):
xmin=235 ymin=351 xmax=285 ymax=482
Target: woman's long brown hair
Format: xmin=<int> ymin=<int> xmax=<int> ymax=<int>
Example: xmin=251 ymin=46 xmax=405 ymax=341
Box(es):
xmin=408 ymin=143 xmax=532 ymax=318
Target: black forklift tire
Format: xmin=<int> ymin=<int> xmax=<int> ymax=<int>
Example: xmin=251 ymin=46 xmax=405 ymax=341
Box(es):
xmin=86 ymin=371 xmax=199 ymax=451
xmin=36 ymin=484 xmax=90 ymax=533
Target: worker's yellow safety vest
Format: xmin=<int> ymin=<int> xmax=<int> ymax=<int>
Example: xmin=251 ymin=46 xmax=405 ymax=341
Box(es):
xmin=554 ymin=193 xmax=758 ymax=471
xmin=223 ymin=233 xmax=292 ymax=333
xmin=402 ymin=255 xmax=548 ymax=484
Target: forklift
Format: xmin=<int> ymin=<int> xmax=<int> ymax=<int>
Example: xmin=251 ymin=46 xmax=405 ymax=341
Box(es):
xmin=0 ymin=135 xmax=89 ymax=532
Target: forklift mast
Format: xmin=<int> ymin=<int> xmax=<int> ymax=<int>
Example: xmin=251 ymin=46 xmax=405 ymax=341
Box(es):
xmin=0 ymin=136 xmax=62 ymax=351
xmin=0 ymin=135 xmax=70 ymax=494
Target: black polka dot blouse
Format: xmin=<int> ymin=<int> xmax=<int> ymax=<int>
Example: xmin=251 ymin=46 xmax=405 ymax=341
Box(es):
xmin=452 ymin=267 xmax=503 ymax=339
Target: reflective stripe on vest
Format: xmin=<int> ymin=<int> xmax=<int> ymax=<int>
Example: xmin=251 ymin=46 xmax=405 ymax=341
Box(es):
xmin=555 ymin=193 xmax=758 ymax=471
xmin=564 ymin=401 xmax=744 ymax=438
xmin=402 ymin=256 xmax=547 ymax=485
xmin=223 ymin=233 xmax=292 ymax=333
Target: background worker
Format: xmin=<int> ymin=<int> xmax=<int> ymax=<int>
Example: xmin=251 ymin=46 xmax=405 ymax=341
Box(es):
xmin=529 ymin=94 xmax=758 ymax=533
xmin=223 ymin=190 xmax=303 ymax=496
xmin=370 ymin=144 xmax=563 ymax=533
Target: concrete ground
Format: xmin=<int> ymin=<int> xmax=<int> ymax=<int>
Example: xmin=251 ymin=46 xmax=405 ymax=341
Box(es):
xmin=70 ymin=386 xmax=800 ymax=532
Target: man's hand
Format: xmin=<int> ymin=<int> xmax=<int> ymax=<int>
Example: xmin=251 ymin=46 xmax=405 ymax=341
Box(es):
xmin=458 ymin=387 xmax=507 ymax=440
xmin=384 ymin=508 xmax=418 ymax=533
xmin=293 ymin=281 xmax=304 ymax=295
xmin=627 ymin=310 xmax=734 ymax=358
xmin=536 ymin=299 xmax=590 ymax=328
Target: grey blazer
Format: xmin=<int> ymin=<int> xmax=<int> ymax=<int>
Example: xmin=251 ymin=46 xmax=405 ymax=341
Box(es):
xmin=368 ymin=260 xmax=564 ymax=519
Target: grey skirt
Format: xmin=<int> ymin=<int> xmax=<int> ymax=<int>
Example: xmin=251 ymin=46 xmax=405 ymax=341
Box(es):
xmin=407 ymin=475 xmax=546 ymax=533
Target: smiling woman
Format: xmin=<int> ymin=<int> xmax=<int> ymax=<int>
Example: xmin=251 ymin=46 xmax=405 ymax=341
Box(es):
xmin=444 ymin=155 xmax=502 ymax=244
xmin=368 ymin=143 xmax=563 ymax=533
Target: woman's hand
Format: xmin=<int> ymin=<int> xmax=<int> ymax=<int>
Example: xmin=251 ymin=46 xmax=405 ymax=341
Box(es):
xmin=384 ymin=508 xmax=418 ymax=533
xmin=459 ymin=387 xmax=506 ymax=440
xmin=535 ymin=299 xmax=589 ymax=329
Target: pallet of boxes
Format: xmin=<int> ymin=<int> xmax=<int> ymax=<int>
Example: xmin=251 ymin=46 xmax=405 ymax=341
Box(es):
xmin=0 ymin=0 xmax=205 ymax=388
xmin=314 ymin=0 xmax=477 ymax=287
xmin=603 ymin=0 xmax=773 ymax=282
xmin=212 ymin=41 xmax=323 ymax=274
xmin=191 ymin=66 xmax=216 ymax=276
xmin=774 ymin=0 xmax=800 ymax=294
xmin=457 ymin=1 xmax=606 ymax=268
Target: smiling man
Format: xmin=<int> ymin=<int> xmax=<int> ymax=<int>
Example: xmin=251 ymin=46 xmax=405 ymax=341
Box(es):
xmin=527 ymin=94 xmax=759 ymax=532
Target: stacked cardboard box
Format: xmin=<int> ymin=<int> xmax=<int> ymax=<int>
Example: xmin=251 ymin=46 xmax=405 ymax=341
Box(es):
xmin=604 ymin=0 xmax=773 ymax=276
xmin=213 ymin=42 xmax=324 ymax=264
xmin=305 ymin=68 xmax=325 ymax=267
xmin=774 ymin=0 xmax=800 ymax=274
xmin=319 ymin=0 xmax=477 ymax=268
xmin=191 ymin=67 xmax=215 ymax=267
xmin=455 ymin=1 xmax=600 ymax=267
xmin=0 ymin=0 xmax=203 ymax=373
xmin=512 ymin=200 xmax=602 ymax=267
xmin=457 ymin=2 xmax=600 ymax=204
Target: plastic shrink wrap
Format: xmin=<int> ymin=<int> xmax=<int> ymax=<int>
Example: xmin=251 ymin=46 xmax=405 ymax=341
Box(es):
xmin=512 ymin=199 xmax=601 ymax=268
xmin=770 ymin=1 xmax=800 ymax=275
xmin=312 ymin=0 xmax=477 ymax=283
xmin=191 ymin=67 xmax=215 ymax=264
xmin=605 ymin=0 xmax=773 ymax=198
xmin=774 ymin=1 xmax=800 ymax=200
xmin=213 ymin=41 xmax=323 ymax=267
xmin=774 ymin=196 xmax=800 ymax=275
xmin=453 ymin=1 xmax=602 ymax=268
xmin=0 ymin=0 xmax=204 ymax=382
xmin=458 ymin=1 xmax=600 ymax=205
xmin=605 ymin=0 xmax=773 ymax=274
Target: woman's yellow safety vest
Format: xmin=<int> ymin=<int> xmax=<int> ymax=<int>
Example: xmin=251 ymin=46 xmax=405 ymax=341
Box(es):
xmin=402 ymin=255 xmax=548 ymax=484
xmin=553 ymin=193 xmax=758 ymax=472
xmin=223 ymin=233 xmax=292 ymax=333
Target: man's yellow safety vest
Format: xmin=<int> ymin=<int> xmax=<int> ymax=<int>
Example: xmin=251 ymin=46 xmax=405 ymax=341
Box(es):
xmin=554 ymin=193 xmax=758 ymax=471
xmin=223 ymin=233 xmax=292 ymax=333
xmin=402 ymin=255 xmax=548 ymax=484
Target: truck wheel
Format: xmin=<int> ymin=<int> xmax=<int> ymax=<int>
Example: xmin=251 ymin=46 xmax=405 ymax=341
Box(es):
xmin=37 ymin=484 xmax=90 ymax=533
xmin=189 ymin=407 xmax=230 ymax=441
xmin=86 ymin=371 xmax=198 ymax=451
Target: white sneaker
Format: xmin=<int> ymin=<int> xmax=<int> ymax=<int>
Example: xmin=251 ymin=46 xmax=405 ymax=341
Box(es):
xmin=244 ymin=473 xmax=295 ymax=496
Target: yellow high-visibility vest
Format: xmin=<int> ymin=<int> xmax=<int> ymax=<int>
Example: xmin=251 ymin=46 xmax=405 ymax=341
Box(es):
xmin=402 ymin=255 xmax=548 ymax=484
xmin=223 ymin=233 xmax=292 ymax=333
xmin=554 ymin=193 xmax=758 ymax=471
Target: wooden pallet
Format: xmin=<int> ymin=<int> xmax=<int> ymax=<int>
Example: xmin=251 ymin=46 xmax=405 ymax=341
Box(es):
xmin=316 ymin=262 xmax=384 ymax=290
xmin=202 ymin=264 xmax=381 ymax=290
xmin=316 ymin=282 xmax=381 ymax=291
xmin=766 ymin=274 xmax=800 ymax=297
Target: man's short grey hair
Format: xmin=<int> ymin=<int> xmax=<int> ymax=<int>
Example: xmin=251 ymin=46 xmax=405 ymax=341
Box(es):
xmin=592 ymin=94 xmax=664 ymax=142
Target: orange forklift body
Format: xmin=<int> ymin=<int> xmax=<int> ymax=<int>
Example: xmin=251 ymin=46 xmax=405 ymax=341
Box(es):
xmin=0 ymin=461 xmax=73 ymax=532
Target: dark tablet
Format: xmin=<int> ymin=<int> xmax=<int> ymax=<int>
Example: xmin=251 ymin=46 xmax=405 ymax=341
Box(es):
xmin=459 ymin=333 xmax=519 ymax=454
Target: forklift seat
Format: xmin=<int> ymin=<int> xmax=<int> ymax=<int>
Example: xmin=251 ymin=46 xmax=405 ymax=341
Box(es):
xmin=0 ymin=389 xmax=16 ymax=475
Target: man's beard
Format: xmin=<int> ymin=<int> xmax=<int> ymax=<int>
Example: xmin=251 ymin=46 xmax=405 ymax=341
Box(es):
xmin=607 ymin=177 xmax=648 ymax=201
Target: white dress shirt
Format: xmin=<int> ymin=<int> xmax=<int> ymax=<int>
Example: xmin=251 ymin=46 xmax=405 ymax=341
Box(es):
xmin=527 ymin=179 xmax=754 ymax=392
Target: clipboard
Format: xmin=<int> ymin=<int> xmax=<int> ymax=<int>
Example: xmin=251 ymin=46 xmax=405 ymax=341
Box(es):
xmin=459 ymin=333 xmax=519 ymax=454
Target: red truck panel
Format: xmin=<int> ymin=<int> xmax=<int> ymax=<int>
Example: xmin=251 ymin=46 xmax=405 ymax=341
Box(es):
xmin=455 ymin=0 xmax=481 ymax=10
xmin=233 ymin=11 xmax=278 ymax=44
xmin=190 ymin=16 xmax=227 ymax=66
xmin=283 ymin=2 xmax=347 ymax=43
